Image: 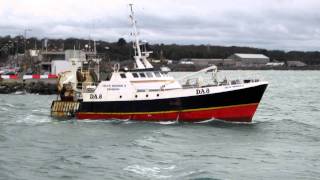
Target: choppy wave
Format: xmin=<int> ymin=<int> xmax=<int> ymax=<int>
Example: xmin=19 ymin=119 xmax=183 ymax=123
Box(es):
xmin=1 ymin=71 xmax=320 ymax=179
xmin=124 ymin=164 xmax=175 ymax=179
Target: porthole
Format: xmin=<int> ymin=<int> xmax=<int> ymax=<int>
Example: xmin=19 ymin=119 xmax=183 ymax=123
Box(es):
xmin=135 ymin=95 xmax=138 ymax=98
xmin=146 ymin=94 xmax=149 ymax=97
xmin=120 ymin=95 xmax=122 ymax=98
xmin=157 ymin=94 xmax=159 ymax=97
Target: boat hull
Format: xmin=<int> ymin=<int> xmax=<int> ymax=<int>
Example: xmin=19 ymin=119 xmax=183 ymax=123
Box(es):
xmin=76 ymin=83 xmax=267 ymax=123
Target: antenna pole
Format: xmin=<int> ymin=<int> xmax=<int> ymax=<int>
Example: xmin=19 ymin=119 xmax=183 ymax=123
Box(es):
xmin=129 ymin=4 xmax=142 ymax=57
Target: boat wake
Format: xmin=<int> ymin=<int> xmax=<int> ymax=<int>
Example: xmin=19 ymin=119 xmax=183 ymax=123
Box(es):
xmin=20 ymin=115 xmax=51 ymax=124
xmin=158 ymin=121 xmax=178 ymax=125
xmin=124 ymin=164 xmax=175 ymax=179
xmin=61 ymin=118 xmax=258 ymax=127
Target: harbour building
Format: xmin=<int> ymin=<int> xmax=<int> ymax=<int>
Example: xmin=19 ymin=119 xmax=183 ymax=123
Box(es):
xmin=228 ymin=53 xmax=270 ymax=67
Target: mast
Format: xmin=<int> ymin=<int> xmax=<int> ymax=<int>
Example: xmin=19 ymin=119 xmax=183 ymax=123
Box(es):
xmin=129 ymin=4 xmax=142 ymax=57
xmin=129 ymin=4 xmax=153 ymax=69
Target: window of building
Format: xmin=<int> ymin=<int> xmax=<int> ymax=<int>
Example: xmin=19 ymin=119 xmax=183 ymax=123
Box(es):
xmin=139 ymin=73 xmax=146 ymax=78
xmin=146 ymin=72 xmax=153 ymax=78
xmin=154 ymin=71 xmax=161 ymax=77
xmin=120 ymin=73 xmax=126 ymax=78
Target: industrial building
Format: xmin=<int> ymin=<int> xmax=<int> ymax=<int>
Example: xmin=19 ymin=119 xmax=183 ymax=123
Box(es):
xmin=228 ymin=53 xmax=270 ymax=67
xmin=287 ymin=61 xmax=306 ymax=67
xmin=180 ymin=58 xmax=235 ymax=67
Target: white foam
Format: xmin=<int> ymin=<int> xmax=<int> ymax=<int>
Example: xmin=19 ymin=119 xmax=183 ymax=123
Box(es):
xmin=195 ymin=119 xmax=215 ymax=124
xmin=124 ymin=164 xmax=175 ymax=179
xmin=158 ymin=121 xmax=178 ymax=125
xmin=15 ymin=114 xmax=51 ymax=124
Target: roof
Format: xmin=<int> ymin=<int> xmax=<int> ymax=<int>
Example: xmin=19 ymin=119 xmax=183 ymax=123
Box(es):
xmin=287 ymin=61 xmax=306 ymax=67
xmin=234 ymin=53 xmax=269 ymax=59
xmin=190 ymin=58 xmax=224 ymax=62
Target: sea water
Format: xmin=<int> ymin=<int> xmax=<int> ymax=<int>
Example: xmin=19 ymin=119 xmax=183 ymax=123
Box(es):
xmin=0 ymin=71 xmax=319 ymax=180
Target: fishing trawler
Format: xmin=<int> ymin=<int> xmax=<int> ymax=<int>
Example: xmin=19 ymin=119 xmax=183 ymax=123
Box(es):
xmin=51 ymin=4 xmax=268 ymax=123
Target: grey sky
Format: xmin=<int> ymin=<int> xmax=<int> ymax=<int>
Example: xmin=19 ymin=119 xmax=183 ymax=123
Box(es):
xmin=0 ymin=0 xmax=320 ymax=51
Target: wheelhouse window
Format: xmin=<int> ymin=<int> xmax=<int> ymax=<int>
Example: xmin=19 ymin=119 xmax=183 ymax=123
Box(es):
xmin=120 ymin=73 xmax=126 ymax=78
xmin=132 ymin=73 xmax=139 ymax=78
xmin=154 ymin=71 xmax=161 ymax=77
xmin=160 ymin=72 xmax=167 ymax=76
xmin=146 ymin=72 xmax=153 ymax=78
xmin=139 ymin=73 xmax=146 ymax=78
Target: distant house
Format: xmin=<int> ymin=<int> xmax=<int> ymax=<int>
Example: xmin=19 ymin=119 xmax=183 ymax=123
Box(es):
xmin=65 ymin=50 xmax=86 ymax=61
xmin=266 ymin=62 xmax=285 ymax=66
xmin=228 ymin=53 xmax=270 ymax=66
xmin=29 ymin=50 xmax=40 ymax=57
xmin=150 ymin=59 xmax=173 ymax=64
xmin=39 ymin=51 xmax=65 ymax=62
xmin=287 ymin=61 xmax=306 ymax=67
xmin=187 ymin=58 xmax=235 ymax=67
xmin=179 ymin=59 xmax=194 ymax=65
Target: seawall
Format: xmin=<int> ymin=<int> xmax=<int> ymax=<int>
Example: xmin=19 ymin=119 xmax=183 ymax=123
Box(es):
xmin=0 ymin=79 xmax=57 ymax=94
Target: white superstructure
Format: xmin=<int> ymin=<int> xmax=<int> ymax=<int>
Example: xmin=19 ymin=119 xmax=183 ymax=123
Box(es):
xmin=79 ymin=4 xmax=267 ymax=102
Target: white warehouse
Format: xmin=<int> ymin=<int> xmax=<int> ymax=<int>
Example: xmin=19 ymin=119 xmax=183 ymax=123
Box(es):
xmin=228 ymin=53 xmax=270 ymax=66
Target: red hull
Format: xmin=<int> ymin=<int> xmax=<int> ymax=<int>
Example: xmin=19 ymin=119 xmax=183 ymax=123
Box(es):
xmin=76 ymin=103 xmax=259 ymax=123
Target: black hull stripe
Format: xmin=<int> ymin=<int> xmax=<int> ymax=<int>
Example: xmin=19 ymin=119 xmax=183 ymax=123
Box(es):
xmin=78 ymin=102 xmax=259 ymax=115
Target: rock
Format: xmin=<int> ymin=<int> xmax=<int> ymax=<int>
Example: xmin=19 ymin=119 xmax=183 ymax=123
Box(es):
xmin=0 ymin=80 xmax=58 ymax=95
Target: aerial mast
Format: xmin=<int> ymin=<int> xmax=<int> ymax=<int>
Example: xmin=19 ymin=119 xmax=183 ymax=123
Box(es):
xmin=128 ymin=4 xmax=153 ymax=69
xmin=129 ymin=4 xmax=142 ymax=57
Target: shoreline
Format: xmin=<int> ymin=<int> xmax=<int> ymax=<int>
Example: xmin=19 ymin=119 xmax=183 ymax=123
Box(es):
xmin=1 ymin=68 xmax=318 ymax=95
xmin=166 ymin=65 xmax=320 ymax=71
xmin=0 ymin=79 xmax=57 ymax=95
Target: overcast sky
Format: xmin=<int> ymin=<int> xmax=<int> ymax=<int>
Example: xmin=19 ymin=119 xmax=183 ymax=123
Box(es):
xmin=0 ymin=0 xmax=320 ymax=51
